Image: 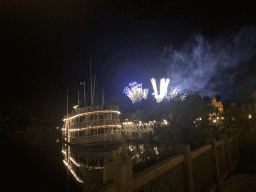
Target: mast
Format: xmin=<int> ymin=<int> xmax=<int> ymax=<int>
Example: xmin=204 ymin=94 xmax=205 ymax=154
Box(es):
xmin=92 ymin=75 xmax=96 ymax=106
xmin=67 ymin=88 xmax=69 ymax=142
xmin=102 ymin=89 xmax=104 ymax=108
xmin=90 ymin=58 xmax=96 ymax=107
xmin=90 ymin=58 xmax=92 ymax=108
xmin=67 ymin=88 xmax=68 ymax=119
xmin=78 ymin=90 xmax=80 ymax=105
xmin=83 ymin=80 xmax=86 ymax=107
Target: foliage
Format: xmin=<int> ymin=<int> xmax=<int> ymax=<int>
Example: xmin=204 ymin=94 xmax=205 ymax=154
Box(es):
xmin=146 ymin=91 xmax=216 ymax=148
xmin=111 ymin=137 xmax=131 ymax=161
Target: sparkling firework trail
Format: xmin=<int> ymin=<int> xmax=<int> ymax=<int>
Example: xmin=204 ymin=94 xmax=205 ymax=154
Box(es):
xmin=151 ymin=78 xmax=170 ymax=103
xmin=170 ymin=86 xmax=179 ymax=98
xmin=123 ymin=82 xmax=148 ymax=104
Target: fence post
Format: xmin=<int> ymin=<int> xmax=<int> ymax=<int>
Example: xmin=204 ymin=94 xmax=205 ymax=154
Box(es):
xmin=220 ymin=135 xmax=232 ymax=172
xmin=206 ymin=137 xmax=220 ymax=186
xmin=103 ymin=161 xmax=133 ymax=192
xmin=234 ymin=134 xmax=240 ymax=160
xmin=175 ymin=144 xmax=194 ymax=192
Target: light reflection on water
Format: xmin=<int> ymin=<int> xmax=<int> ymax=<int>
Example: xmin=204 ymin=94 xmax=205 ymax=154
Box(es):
xmin=62 ymin=140 xmax=161 ymax=191
xmin=20 ymin=124 xmax=162 ymax=192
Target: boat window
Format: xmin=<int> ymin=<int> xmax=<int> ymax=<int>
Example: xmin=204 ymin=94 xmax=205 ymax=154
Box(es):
xmin=80 ymin=116 xmax=84 ymax=122
xmin=79 ymin=131 xmax=84 ymax=137
xmin=90 ymin=115 xmax=96 ymax=121
xmin=112 ymin=113 xmax=117 ymax=120
xmin=99 ymin=128 xmax=104 ymax=134
xmin=105 ymin=113 xmax=111 ymax=119
xmin=99 ymin=114 xmax=105 ymax=119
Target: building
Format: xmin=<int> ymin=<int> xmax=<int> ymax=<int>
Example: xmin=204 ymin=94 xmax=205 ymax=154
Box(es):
xmin=210 ymin=96 xmax=224 ymax=114
xmin=208 ymin=96 xmax=225 ymax=126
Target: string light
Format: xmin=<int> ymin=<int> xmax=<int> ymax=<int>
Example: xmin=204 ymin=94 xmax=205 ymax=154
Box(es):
xmin=63 ymin=160 xmax=84 ymax=183
xmin=63 ymin=110 xmax=121 ymax=121
xmin=69 ymin=157 xmax=81 ymax=167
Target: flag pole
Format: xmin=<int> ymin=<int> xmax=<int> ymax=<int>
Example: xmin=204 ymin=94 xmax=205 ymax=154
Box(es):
xmin=83 ymin=80 xmax=86 ymax=107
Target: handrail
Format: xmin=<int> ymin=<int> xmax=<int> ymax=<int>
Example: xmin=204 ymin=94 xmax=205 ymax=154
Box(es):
xmin=133 ymin=154 xmax=185 ymax=190
xmin=64 ymin=105 xmax=120 ymax=119
xmin=191 ymin=144 xmax=212 ymax=159
xmin=228 ymin=137 xmax=235 ymax=143
xmin=216 ymin=139 xmax=225 ymax=147
xmin=70 ymin=120 xmax=121 ymax=128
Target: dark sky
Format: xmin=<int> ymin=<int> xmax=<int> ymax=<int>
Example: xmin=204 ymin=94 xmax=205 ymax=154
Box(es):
xmin=1 ymin=1 xmax=256 ymax=124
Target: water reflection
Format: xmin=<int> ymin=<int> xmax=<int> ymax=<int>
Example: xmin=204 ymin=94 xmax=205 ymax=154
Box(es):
xmin=23 ymin=121 xmax=167 ymax=192
xmin=62 ymin=141 xmax=162 ymax=191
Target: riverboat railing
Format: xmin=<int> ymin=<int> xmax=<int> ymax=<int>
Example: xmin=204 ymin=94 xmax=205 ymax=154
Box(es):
xmin=70 ymin=120 xmax=121 ymax=129
xmin=64 ymin=105 xmax=120 ymax=119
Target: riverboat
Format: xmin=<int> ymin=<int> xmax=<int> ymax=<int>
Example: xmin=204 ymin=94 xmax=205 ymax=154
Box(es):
xmin=62 ymin=58 xmax=122 ymax=145
xmin=62 ymin=104 xmax=122 ymax=145
xmin=62 ymin=97 xmax=124 ymax=146
xmin=62 ymin=105 xmax=122 ymax=144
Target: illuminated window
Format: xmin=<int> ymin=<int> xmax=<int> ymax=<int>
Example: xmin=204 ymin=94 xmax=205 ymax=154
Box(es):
xmin=249 ymin=114 xmax=252 ymax=119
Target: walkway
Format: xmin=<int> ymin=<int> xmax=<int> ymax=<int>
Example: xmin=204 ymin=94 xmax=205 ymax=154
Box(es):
xmin=219 ymin=138 xmax=256 ymax=192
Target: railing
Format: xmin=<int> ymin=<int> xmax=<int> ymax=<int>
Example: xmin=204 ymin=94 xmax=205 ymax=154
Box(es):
xmin=69 ymin=134 xmax=122 ymax=145
xmin=101 ymin=134 xmax=240 ymax=192
xmin=190 ymin=145 xmax=215 ymax=192
xmin=133 ymin=154 xmax=185 ymax=192
xmin=70 ymin=120 xmax=121 ymax=128
xmin=64 ymin=105 xmax=120 ymax=119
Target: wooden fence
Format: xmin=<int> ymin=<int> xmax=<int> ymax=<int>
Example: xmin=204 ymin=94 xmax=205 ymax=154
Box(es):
xmin=100 ymin=134 xmax=240 ymax=192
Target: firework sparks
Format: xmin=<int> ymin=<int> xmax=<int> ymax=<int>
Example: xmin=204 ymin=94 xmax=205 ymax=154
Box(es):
xmin=151 ymin=78 xmax=170 ymax=103
xmin=170 ymin=86 xmax=179 ymax=98
xmin=123 ymin=82 xmax=148 ymax=104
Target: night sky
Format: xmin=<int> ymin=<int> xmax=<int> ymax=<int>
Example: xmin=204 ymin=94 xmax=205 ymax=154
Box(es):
xmin=1 ymin=1 xmax=256 ymax=125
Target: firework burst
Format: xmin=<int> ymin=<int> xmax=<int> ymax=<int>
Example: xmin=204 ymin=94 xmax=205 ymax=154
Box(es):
xmin=151 ymin=78 xmax=170 ymax=103
xmin=123 ymin=82 xmax=148 ymax=104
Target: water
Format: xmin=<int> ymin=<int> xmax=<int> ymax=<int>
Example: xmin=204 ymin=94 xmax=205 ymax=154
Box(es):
xmin=1 ymin=126 xmax=160 ymax=192
xmin=1 ymin=127 xmax=81 ymax=192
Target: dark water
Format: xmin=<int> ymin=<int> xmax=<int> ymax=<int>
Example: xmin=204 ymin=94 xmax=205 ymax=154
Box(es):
xmin=1 ymin=130 xmax=81 ymax=192
xmin=1 ymin=127 xmax=160 ymax=192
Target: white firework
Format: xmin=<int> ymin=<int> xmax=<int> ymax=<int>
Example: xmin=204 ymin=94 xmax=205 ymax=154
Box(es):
xmin=123 ymin=82 xmax=148 ymax=104
xmin=151 ymin=78 xmax=170 ymax=103
xmin=170 ymin=86 xmax=179 ymax=98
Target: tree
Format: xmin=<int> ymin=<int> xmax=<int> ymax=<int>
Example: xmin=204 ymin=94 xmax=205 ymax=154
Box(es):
xmin=151 ymin=91 xmax=215 ymax=148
